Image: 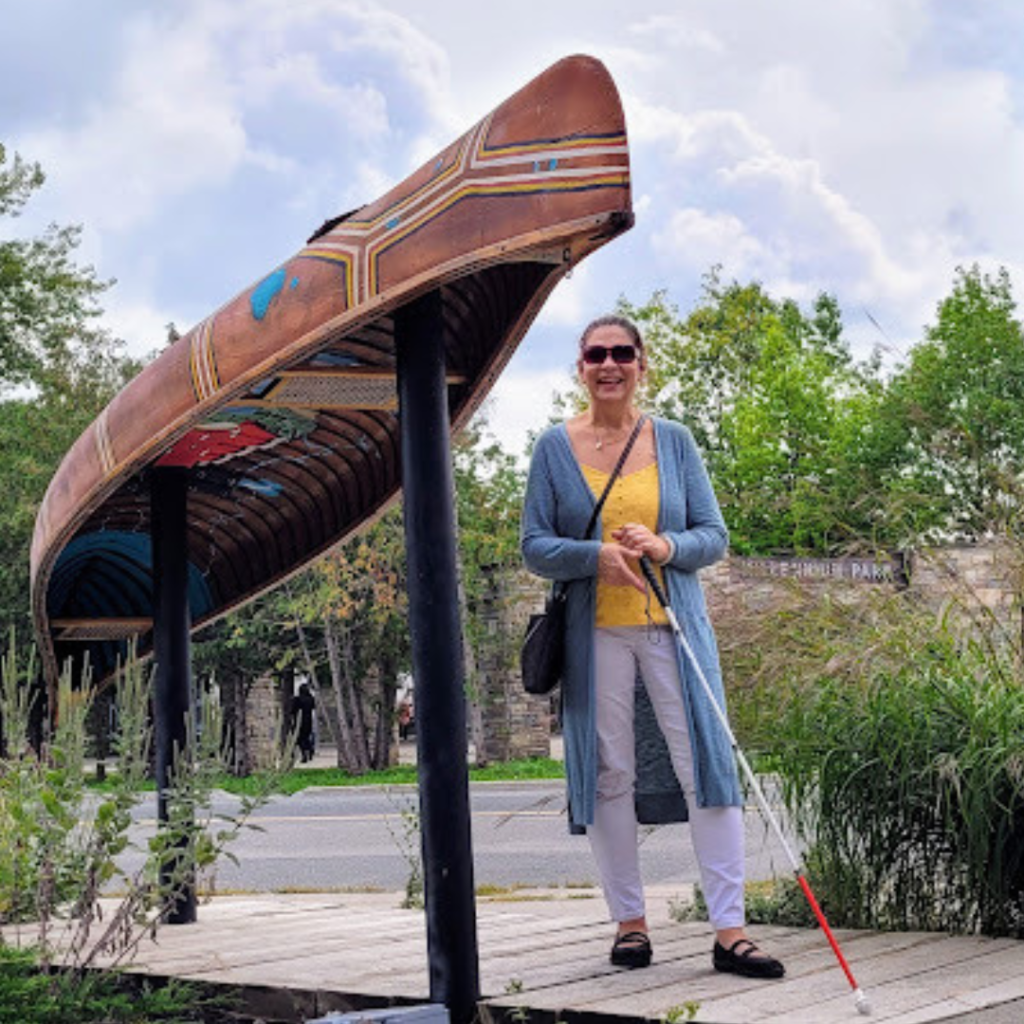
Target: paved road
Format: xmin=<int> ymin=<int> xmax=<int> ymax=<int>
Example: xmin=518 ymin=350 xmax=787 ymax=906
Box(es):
xmin=123 ymin=780 xmax=796 ymax=895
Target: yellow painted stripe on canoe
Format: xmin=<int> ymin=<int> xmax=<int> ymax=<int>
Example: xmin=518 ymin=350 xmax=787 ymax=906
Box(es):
xmin=367 ymin=171 xmax=629 ymax=294
xmin=476 ymin=132 xmax=628 ymax=160
xmin=295 ymin=249 xmax=356 ymax=309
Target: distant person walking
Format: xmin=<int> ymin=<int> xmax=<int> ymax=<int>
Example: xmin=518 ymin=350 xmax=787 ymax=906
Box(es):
xmin=291 ymin=683 xmax=316 ymax=763
xmin=397 ymin=698 xmax=413 ymax=741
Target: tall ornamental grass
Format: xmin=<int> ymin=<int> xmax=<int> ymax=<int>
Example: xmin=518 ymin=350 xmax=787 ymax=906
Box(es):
xmin=726 ymin=584 xmax=1024 ymax=937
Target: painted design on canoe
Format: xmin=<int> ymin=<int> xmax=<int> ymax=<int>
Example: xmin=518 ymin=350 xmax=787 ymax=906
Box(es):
xmin=48 ymin=531 xmax=215 ymax=663
xmin=188 ymin=318 xmax=220 ymax=401
xmin=156 ymin=420 xmax=277 ymax=468
xmin=295 ymin=247 xmax=355 ymax=308
xmin=94 ymin=406 xmax=116 ymax=476
xmin=31 ymin=54 xmax=633 ymax=686
xmin=303 ymin=118 xmax=630 ymax=301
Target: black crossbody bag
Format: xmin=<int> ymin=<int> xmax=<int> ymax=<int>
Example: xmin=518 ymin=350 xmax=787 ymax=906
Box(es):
xmin=520 ymin=415 xmax=648 ymax=695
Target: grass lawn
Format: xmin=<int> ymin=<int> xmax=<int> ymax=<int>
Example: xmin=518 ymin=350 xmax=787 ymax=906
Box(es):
xmin=88 ymin=756 xmax=565 ymax=796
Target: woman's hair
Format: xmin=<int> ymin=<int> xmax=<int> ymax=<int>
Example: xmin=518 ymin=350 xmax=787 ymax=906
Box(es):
xmin=578 ymin=314 xmax=644 ymax=353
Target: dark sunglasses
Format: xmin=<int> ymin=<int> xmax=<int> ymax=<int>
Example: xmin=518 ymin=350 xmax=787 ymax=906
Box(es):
xmin=581 ymin=344 xmax=639 ymax=365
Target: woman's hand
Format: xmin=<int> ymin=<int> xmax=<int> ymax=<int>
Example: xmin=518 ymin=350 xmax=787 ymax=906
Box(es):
xmin=612 ymin=523 xmax=671 ymax=564
xmin=598 ymin=543 xmax=646 ymax=593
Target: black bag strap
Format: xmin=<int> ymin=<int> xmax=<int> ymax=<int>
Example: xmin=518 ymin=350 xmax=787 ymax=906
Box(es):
xmin=582 ymin=413 xmax=648 ymax=540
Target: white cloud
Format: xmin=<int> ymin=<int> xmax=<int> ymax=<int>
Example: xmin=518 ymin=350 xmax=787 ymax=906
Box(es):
xmin=240 ymin=53 xmax=390 ymax=139
xmin=651 ymin=208 xmax=771 ymax=280
xmin=482 ymin=366 xmax=574 ymax=461
xmin=6 ymin=0 xmax=1024 ymax=387
xmin=627 ymin=14 xmax=724 ymax=55
xmin=19 ymin=14 xmax=247 ymax=233
xmin=103 ymin=297 xmax=183 ymax=360
xmin=12 ymin=0 xmax=453 ymax=238
xmin=325 ymin=3 xmax=454 ymax=129
xmin=535 ymin=264 xmax=594 ymax=331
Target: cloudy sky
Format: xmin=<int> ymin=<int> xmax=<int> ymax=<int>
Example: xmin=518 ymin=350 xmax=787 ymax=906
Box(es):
xmin=4 ymin=0 xmax=1023 ymax=456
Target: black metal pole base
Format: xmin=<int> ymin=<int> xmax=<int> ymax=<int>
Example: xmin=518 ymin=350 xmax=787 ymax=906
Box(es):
xmin=396 ymin=291 xmax=480 ymax=1024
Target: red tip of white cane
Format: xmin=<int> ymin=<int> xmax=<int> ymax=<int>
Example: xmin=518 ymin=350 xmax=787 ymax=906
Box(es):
xmin=854 ymin=988 xmax=872 ymax=1015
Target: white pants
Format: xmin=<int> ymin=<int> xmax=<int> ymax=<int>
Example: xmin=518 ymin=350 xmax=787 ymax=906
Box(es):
xmin=588 ymin=626 xmax=746 ymax=929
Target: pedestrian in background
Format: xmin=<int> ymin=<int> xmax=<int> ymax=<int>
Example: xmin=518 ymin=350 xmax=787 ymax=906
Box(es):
xmin=291 ymin=682 xmax=316 ymax=764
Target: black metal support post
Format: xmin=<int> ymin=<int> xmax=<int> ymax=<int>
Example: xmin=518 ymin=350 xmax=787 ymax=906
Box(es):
xmin=395 ymin=291 xmax=480 ymax=1024
xmin=151 ymin=466 xmax=197 ymax=925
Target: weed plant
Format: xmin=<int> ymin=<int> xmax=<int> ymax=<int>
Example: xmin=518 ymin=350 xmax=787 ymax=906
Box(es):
xmin=0 ymin=946 xmax=225 ymax=1024
xmin=668 ymin=879 xmax=815 ymax=929
xmin=725 ymin=579 xmax=1024 ymax=937
xmin=0 ymin=638 xmax=292 ymax=1020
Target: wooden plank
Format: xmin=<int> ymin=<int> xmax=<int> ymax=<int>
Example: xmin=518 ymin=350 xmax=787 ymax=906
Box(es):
xmin=694 ymin=931 xmax=952 ymax=1022
xmin=490 ymin=926 xmax=807 ymax=1013
xmin=776 ymin=943 xmax=1024 ymax=1024
xmin=28 ymin=894 xmax=1024 ymax=1024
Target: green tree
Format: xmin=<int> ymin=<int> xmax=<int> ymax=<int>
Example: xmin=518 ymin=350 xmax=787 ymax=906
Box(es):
xmin=280 ymin=509 xmax=411 ymax=773
xmin=0 ymin=145 xmax=137 ymax=642
xmin=0 ymin=145 xmax=125 ymax=399
xmin=879 ymin=264 xmax=1024 ymax=540
xmin=453 ymin=414 xmax=526 ymax=764
xmin=192 ymin=592 xmax=300 ymax=775
xmin=620 ymin=276 xmax=885 ymax=555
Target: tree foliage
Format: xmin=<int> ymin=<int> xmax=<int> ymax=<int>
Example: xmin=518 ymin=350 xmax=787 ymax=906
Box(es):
xmin=878 ymin=264 xmax=1024 ymax=541
xmin=621 ymin=275 xmax=886 ymax=555
xmin=453 ymin=414 xmax=526 ymax=764
xmin=193 ymin=415 xmax=528 ymax=770
xmin=0 ymin=146 xmax=138 ymax=643
xmin=617 ymin=264 xmax=1024 ymax=555
xmin=454 ymin=415 xmax=525 ymax=666
xmin=0 ymin=145 xmax=127 ymax=401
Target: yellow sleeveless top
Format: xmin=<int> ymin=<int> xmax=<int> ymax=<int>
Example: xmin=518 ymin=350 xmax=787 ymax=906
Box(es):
xmin=580 ymin=461 xmax=668 ymax=627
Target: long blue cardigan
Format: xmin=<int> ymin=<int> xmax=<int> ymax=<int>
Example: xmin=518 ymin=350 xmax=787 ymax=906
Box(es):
xmin=521 ymin=417 xmax=742 ymax=831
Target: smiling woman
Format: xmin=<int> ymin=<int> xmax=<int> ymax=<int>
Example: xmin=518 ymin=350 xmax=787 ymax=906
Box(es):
xmin=30 ymin=54 xmax=634 ymax=690
xmin=521 ymin=311 xmax=784 ymax=977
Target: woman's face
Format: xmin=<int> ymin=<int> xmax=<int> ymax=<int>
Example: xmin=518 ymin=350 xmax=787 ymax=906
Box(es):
xmin=577 ymin=324 xmax=644 ymax=407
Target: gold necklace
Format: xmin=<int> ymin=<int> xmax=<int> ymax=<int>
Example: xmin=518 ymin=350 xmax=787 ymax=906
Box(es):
xmin=593 ymin=416 xmax=634 ymax=450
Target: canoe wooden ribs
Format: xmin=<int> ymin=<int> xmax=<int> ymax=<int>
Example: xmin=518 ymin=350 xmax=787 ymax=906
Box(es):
xmin=31 ymin=54 xmax=633 ymax=684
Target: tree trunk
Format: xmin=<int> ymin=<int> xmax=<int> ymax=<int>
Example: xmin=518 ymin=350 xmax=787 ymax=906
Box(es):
xmin=340 ymin=630 xmax=371 ymax=773
xmin=459 ymin=577 xmax=488 ymax=767
xmin=224 ymin=672 xmax=250 ymax=776
xmin=279 ymin=667 xmax=294 ymax=752
xmin=324 ymin=615 xmax=363 ymax=772
xmin=373 ymin=658 xmax=399 ymax=768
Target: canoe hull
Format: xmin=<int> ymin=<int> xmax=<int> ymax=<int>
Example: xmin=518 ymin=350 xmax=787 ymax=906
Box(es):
xmin=31 ymin=54 xmax=633 ymax=685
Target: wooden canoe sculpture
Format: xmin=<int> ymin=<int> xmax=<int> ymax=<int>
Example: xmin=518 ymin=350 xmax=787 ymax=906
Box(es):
xmin=31 ymin=54 xmax=632 ymax=686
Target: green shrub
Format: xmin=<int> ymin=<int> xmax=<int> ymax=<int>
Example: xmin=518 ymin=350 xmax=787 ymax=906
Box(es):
xmin=668 ymin=878 xmax=816 ymax=928
xmin=0 ymin=946 xmax=218 ymax=1024
xmin=0 ymin=637 xmax=292 ymax=1016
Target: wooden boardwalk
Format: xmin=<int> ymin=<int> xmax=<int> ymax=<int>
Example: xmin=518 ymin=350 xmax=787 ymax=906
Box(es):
xmin=74 ymin=888 xmax=1024 ymax=1023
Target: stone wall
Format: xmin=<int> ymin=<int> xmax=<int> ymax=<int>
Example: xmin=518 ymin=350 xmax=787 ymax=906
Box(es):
xmin=702 ymin=543 xmax=1023 ymax=634
xmin=908 ymin=544 xmax=1023 ymax=624
xmin=244 ymin=674 xmax=285 ymax=770
xmin=476 ymin=566 xmax=551 ymax=761
xmin=232 ymin=545 xmax=1021 ymax=770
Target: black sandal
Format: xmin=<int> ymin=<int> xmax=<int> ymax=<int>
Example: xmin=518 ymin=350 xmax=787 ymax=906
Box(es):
xmin=713 ymin=938 xmax=785 ymax=979
xmin=611 ymin=930 xmax=652 ymax=969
